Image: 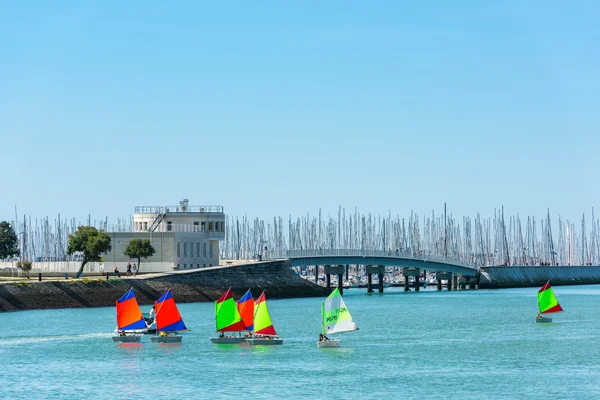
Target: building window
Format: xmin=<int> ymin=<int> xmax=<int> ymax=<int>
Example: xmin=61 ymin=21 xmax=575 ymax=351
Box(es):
xmin=167 ymin=221 xmax=172 ymax=232
xmin=201 ymin=222 xmax=206 ymax=232
xmin=184 ymin=242 xmax=187 ymax=257
xmin=194 ymin=222 xmax=199 ymax=232
xmin=209 ymin=222 xmax=214 ymax=231
xmin=203 ymin=264 xmax=206 ymax=268
xmin=197 ymin=242 xmax=200 ymax=257
xmin=177 ymin=242 xmax=180 ymax=257
xmin=203 ymin=242 xmax=207 ymax=257
xmin=209 ymin=242 xmax=213 ymax=257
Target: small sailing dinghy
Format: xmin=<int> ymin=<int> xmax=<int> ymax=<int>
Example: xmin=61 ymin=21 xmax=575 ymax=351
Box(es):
xmin=246 ymin=291 xmax=283 ymax=346
xmin=536 ymin=281 xmax=563 ymax=323
xmin=210 ymin=288 xmax=248 ymax=344
xmin=150 ymin=289 xmax=187 ymax=343
xmin=317 ymin=287 xmax=359 ymax=348
xmin=112 ymin=288 xmax=146 ymax=343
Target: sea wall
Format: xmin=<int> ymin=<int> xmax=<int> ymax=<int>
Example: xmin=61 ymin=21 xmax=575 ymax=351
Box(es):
xmin=0 ymin=260 xmax=327 ymax=312
xmin=479 ymin=265 xmax=600 ymax=289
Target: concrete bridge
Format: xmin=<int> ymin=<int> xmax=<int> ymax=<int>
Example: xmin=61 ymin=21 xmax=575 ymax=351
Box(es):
xmin=284 ymin=249 xmax=480 ymax=293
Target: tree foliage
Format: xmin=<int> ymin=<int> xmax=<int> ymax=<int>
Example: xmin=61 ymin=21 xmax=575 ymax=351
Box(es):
xmin=0 ymin=221 xmax=20 ymax=260
xmin=16 ymin=260 xmax=32 ymax=278
xmin=67 ymin=226 xmax=112 ymax=276
xmin=123 ymin=239 xmax=155 ymax=274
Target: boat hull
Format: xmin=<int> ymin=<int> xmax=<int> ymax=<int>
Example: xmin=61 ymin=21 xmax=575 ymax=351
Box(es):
xmin=209 ymin=336 xmax=247 ymax=344
xmin=317 ymin=340 xmax=340 ymax=348
xmin=246 ymin=338 xmax=283 ymax=346
xmin=151 ymin=335 xmax=182 ymax=343
xmin=113 ymin=321 xmax=155 ymax=335
xmin=112 ymin=335 xmax=141 ymax=343
xmin=535 ymin=316 xmax=553 ymax=323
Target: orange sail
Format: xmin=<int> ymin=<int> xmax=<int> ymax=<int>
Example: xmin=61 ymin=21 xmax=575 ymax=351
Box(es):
xmin=237 ymin=289 xmax=254 ymax=331
xmin=116 ymin=288 xmax=146 ymax=331
xmin=155 ymin=289 xmax=187 ymax=332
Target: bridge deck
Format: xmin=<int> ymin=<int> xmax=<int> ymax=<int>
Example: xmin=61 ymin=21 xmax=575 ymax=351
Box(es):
xmin=286 ymin=249 xmax=478 ymax=276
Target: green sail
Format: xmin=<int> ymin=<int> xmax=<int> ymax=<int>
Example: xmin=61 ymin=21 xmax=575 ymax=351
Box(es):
xmin=215 ymin=289 xmax=245 ymax=332
xmin=537 ymin=281 xmax=563 ymax=314
xmin=253 ymin=291 xmax=277 ymax=335
xmin=321 ymin=288 xmax=357 ymax=335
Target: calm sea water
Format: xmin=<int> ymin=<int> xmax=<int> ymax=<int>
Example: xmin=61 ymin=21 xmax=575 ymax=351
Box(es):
xmin=1 ymin=285 xmax=600 ymax=399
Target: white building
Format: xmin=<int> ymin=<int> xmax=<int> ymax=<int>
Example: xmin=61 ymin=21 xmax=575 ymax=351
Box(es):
xmin=103 ymin=199 xmax=226 ymax=272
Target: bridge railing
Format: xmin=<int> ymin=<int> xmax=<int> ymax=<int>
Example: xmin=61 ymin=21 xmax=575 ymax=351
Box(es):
xmin=284 ymin=249 xmax=476 ymax=269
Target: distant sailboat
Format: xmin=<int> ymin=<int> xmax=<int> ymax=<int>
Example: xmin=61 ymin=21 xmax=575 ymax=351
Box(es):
xmin=112 ymin=288 xmax=146 ymax=342
xmin=318 ymin=287 xmax=358 ymax=348
xmin=246 ymin=291 xmax=283 ymax=345
xmin=210 ymin=288 xmax=247 ymax=344
xmin=536 ymin=281 xmax=563 ymax=323
xmin=151 ymin=289 xmax=187 ymax=343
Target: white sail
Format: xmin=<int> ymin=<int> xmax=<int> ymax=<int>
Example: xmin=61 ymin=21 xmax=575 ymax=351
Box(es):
xmin=322 ymin=288 xmax=358 ymax=335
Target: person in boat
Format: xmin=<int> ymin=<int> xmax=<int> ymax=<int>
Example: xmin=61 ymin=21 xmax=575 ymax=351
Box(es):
xmin=319 ymin=333 xmax=330 ymax=342
xmin=119 ymin=331 xmax=126 ymax=337
xmin=219 ymin=332 xmax=224 ymax=338
xmin=536 ymin=313 xmax=542 ymax=319
xmin=148 ymin=306 xmax=156 ymax=323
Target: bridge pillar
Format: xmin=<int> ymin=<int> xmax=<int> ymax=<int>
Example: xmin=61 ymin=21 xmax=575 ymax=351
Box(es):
xmin=367 ymin=273 xmax=373 ymax=293
xmin=414 ymin=274 xmax=420 ymax=291
xmin=345 ymin=264 xmax=349 ymax=281
xmin=314 ymin=265 xmax=319 ymax=284
xmin=404 ymin=275 xmax=409 ymax=291
xmin=453 ymin=275 xmax=458 ymax=291
xmin=437 ymin=279 xmax=442 ymax=291
xmin=338 ymin=273 xmax=343 ymax=295
xmin=326 ymin=273 xmax=331 ymax=291
xmin=378 ymin=273 xmax=384 ymax=293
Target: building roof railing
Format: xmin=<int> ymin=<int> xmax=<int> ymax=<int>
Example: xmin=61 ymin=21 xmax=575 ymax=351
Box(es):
xmin=134 ymin=205 xmax=224 ymax=214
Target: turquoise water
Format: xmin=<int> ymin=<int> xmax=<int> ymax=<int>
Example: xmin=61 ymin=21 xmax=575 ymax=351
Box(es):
xmin=2 ymin=285 xmax=600 ymax=399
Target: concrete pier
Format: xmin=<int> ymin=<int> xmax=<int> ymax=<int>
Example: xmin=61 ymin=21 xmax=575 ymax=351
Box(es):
xmin=367 ymin=273 xmax=373 ymax=293
xmin=366 ymin=265 xmax=386 ymax=293
xmin=324 ymin=265 xmax=345 ymax=294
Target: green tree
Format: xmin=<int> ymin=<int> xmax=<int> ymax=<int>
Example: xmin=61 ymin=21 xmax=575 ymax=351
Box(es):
xmin=123 ymin=239 xmax=155 ymax=275
xmin=16 ymin=260 xmax=32 ymax=278
xmin=67 ymin=226 xmax=112 ymax=278
xmin=0 ymin=221 xmax=20 ymax=260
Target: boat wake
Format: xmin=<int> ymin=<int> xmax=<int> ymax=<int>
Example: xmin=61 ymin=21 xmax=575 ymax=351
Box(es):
xmin=0 ymin=332 xmax=112 ymax=346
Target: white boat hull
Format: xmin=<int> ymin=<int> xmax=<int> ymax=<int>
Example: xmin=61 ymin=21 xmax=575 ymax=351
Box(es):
xmin=246 ymin=337 xmax=283 ymax=346
xmin=151 ymin=335 xmax=182 ymax=343
xmin=112 ymin=335 xmax=141 ymax=343
xmin=113 ymin=321 xmax=156 ymax=335
xmin=536 ymin=316 xmax=553 ymax=323
xmin=317 ymin=340 xmax=340 ymax=348
xmin=209 ymin=336 xmax=247 ymax=344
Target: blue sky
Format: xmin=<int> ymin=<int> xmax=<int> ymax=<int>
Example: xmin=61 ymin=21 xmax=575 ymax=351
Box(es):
xmin=1 ymin=0 xmax=598 ymax=224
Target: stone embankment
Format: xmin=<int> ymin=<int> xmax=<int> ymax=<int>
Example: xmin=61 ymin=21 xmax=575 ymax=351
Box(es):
xmin=479 ymin=265 xmax=600 ymax=289
xmin=0 ymin=260 xmax=327 ymax=312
